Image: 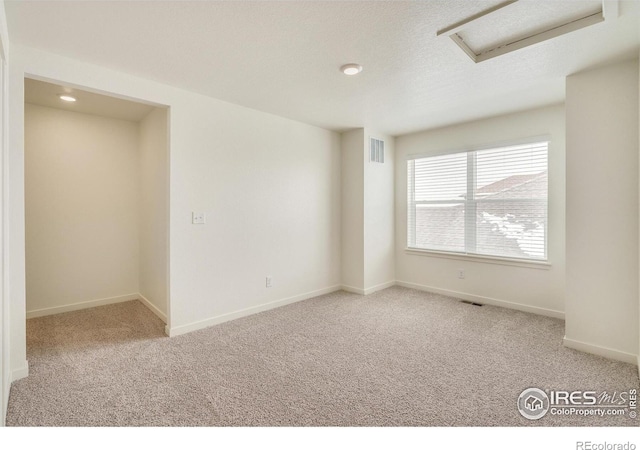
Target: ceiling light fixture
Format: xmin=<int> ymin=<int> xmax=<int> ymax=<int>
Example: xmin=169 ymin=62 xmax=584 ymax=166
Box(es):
xmin=58 ymin=94 xmax=76 ymax=102
xmin=340 ymin=63 xmax=362 ymax=75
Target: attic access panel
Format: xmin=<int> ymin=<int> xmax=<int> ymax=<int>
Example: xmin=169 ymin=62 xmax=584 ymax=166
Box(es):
xmin=437 ymin=0 xmax=617 ymax=63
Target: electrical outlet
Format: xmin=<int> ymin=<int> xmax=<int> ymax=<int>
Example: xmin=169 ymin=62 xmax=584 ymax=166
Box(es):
xmin=192 ymin=212 xmax=206 ymax=224
xmin=458 ymin=269 xmax=465 ymax=279
xmin=266 ymin=276 xmax=272 ymax=288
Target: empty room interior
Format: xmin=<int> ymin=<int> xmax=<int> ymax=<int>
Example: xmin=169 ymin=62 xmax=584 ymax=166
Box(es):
xmin=1 ymin=0 xmax=640 ymax=430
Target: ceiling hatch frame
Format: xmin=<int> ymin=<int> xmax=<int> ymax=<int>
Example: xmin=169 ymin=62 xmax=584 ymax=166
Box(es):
xmin=437 ymin=0 xmax=619 ymax=63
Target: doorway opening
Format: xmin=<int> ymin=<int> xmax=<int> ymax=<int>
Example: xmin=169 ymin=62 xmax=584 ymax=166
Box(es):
xmin=23 ymin=77 xmax=170 ymax=333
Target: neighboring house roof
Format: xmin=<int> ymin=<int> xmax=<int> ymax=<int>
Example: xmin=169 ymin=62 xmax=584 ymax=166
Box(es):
xmin=478 ymin=172 xmax=547 ymax=200
xmin=414 ymin=171 xmax=547 ymax=258
xmin=476 ymin=172 xmax=546 ymax=197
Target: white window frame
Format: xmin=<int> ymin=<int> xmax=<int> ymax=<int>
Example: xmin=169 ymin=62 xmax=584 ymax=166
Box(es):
xmin=406 ymin=138 xmax=550 ymax=267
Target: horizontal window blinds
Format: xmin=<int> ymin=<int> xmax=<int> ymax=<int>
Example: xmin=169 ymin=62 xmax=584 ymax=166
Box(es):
xmin=407 ymin=142 xmax=548 ymax=261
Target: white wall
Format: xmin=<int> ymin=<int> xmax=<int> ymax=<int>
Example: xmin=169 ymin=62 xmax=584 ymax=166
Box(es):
xmin=25 ymin=104 xmax=140 ymax=316
xmin=364 ymin=130 xmax=395 ymax=292
xmin=340 ymin=129 xmax=364 ymax=291
xmin=168 ymin=95 xmax=341 ymax=335
xmin=565 ymin=58 xmax=639 ymax=363
xmin=139 ymin=107 xmax=168 ymax=320
xmin=0 ymin=0 xmax=9 ymax=426
xmin=8 ymin=45 xmax=342 ymax=373
xmin=395 ymin=105 xmax=566 ymax=318
xmin=7 ymin=45 xmax=27 ymax=385
xmin=340 ymin=128 xmax=395 ymax=294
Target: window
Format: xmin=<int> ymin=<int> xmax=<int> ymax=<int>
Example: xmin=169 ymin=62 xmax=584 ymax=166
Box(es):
xmin=407 ymin=141 xmax=548 ymax=261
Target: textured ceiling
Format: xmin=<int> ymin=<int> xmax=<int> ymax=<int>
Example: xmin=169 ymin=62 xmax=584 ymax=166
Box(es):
xmin=6 ymin=1 xmax=640 ymax=136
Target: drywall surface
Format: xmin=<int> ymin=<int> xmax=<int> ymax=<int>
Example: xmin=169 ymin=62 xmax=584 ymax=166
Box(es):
xmin=566 ymin=58 xmax=639 ymax=361
xmin=364 ymin=130 xmax=395 ymax=291
xmin=340 ymin=128 xmax=395 ymax=293
xmin=168 ymin=91 xmax=341 ymax=333
xmin=340 ymin=129 xmax=365 ymax=290
xmin=24 ymin=104 xmax=140 ymax=314
xmin=9 ymin=46 xmax=341 ymax=359
xmin=395 ymin=105 xmax=566 ymax=317
xmin=0 ymin=0 xmax=9 ymax=425
xmin=139 ymin=107 xmax=168 ymax=319
xmin=7 ymin=36 xmax=27 ymax=385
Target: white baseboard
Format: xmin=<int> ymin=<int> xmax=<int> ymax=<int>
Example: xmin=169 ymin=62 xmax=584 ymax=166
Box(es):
xmin=26 ymin=293 xmax=139 ymax=319
xmin=341 ymin=285 xmax=365 ymax=295
xmin=137 ymin=293 xmax=167 ymax=324
xmin=11 ymin=361 xmax=28 ymax=382
xmin=563 ymin=336 xmax=638 ymax=365
xmin=341 ymin=281 xmax=397 ymax=295
xmin=166 ymin=285 xmax=342 ymax=337
xmin=341 ymin=282 xmax=396 ymax=295
xmin=395 ymin=280 xmax=565 ymax=319
xmin=363 ymin=281 xmax=396 ymax=295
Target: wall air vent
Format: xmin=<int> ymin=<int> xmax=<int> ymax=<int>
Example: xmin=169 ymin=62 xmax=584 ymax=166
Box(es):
xmin=437 ymin=0 xmax=617 ymax=63
xmin=370 ymin=137 xmax=385 ymax=163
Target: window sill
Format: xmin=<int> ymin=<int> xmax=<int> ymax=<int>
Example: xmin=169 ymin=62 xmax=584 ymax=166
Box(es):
xmin=404 ymin=248 xmax=551 ymax=270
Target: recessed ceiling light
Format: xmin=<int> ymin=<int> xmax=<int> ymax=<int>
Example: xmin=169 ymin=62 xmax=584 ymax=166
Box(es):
xmin=58 ymin=94 xmax=76 ymax=102
xmin=340 ymin=64 xmax=362 ymax=75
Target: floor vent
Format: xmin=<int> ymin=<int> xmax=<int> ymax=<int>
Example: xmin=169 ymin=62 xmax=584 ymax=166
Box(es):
xmin=460 ymin=300 xmax=483 ymax=307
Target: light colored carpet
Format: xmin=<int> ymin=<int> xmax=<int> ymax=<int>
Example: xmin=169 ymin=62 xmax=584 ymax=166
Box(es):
xmin=6 ymin=287 xmax=639 ymax=426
